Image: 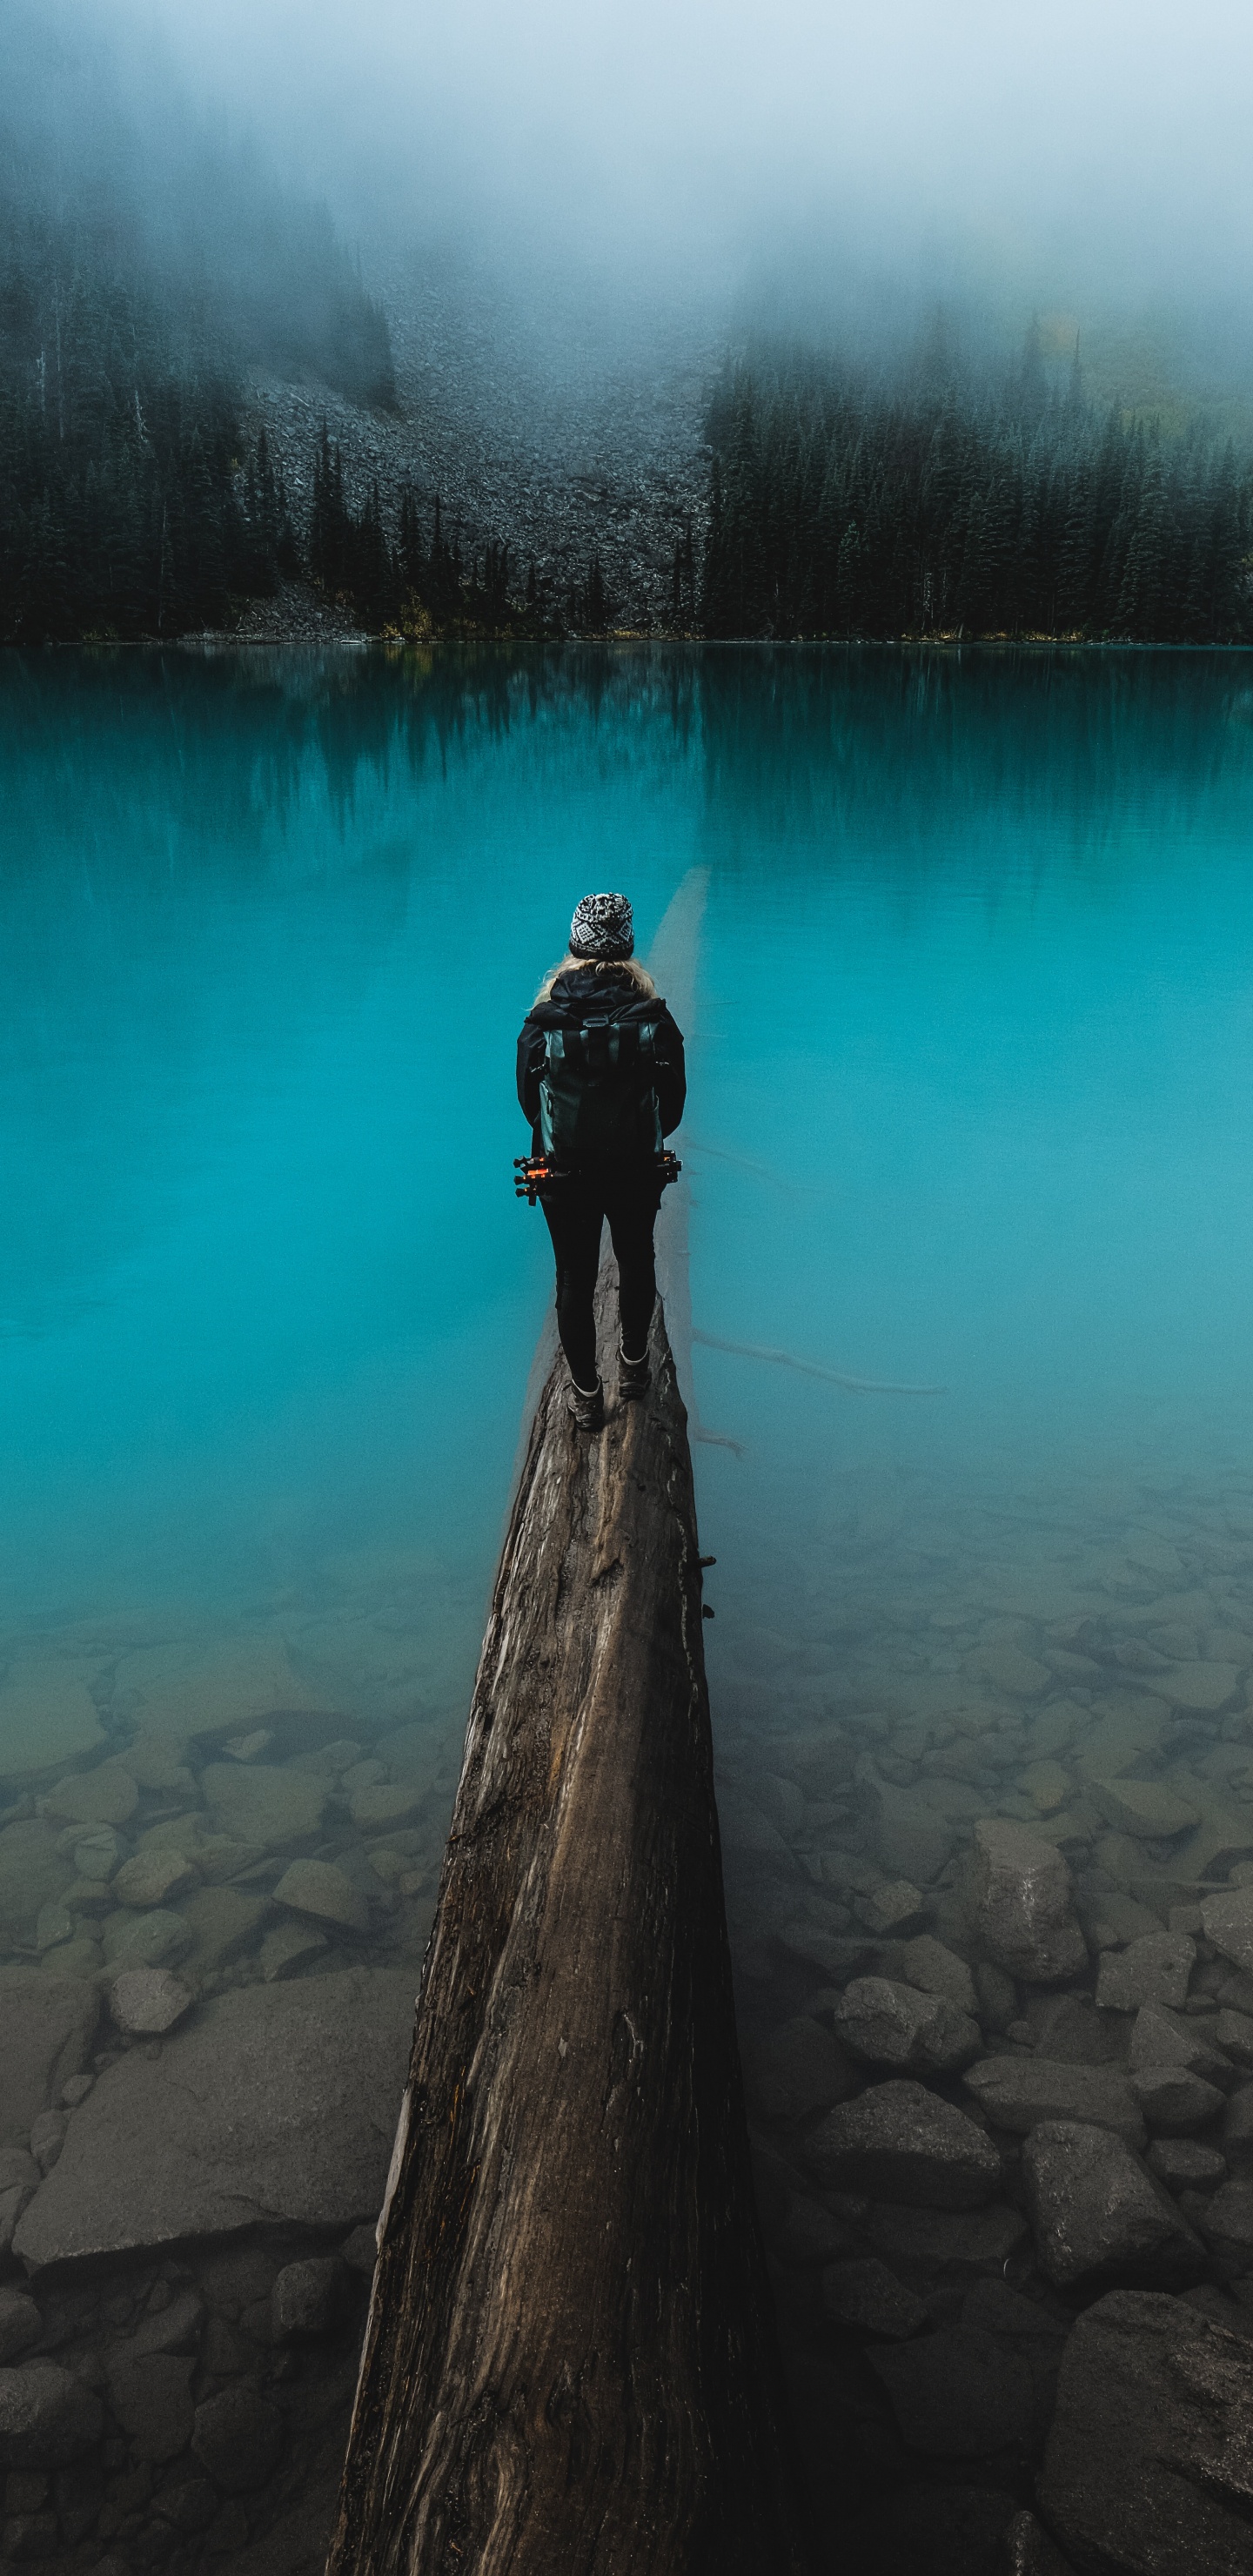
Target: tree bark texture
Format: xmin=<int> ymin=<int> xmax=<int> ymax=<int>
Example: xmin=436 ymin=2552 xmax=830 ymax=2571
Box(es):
xmin=327 ymin=1276 xmax=810 ymax=2576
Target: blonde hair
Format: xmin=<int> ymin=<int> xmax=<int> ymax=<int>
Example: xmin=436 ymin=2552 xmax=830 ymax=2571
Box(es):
xmin=533 ymin=952 xmax=658 ymax=1005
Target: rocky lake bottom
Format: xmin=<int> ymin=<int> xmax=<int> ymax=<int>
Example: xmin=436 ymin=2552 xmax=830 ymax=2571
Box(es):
xmin=2 ymin=1462 xmax=1253 ymax=2573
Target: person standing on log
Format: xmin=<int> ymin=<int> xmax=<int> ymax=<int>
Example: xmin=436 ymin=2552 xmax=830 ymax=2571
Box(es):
xmin=517 ymin=890 xmax=686 ymax=1431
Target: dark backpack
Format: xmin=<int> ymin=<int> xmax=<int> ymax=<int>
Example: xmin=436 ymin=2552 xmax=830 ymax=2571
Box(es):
xmin=537 ymin=1004 xmax=665 ymax=1161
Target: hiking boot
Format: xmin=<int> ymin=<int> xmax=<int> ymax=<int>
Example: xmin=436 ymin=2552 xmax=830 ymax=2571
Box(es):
xmin=618 ymin=1343 xmax=651 ymax=1399
xmin=567 ymin=1376 xmax=605 ymax=1431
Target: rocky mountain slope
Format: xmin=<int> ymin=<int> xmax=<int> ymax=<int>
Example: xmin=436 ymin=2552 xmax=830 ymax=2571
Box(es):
xmin=238 ymin=250 xmax=721 ymax=634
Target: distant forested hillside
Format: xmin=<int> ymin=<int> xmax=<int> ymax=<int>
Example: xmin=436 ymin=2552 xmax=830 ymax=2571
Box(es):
xmin=700 ymin=335 xmax=1253 ymax=642
xmin=0 ymin=3 xmax=394 ymax=641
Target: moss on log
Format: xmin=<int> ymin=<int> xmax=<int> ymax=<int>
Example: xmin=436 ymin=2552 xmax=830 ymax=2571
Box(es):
xmin=327 ymin=1279 xmax=810 ymax=2574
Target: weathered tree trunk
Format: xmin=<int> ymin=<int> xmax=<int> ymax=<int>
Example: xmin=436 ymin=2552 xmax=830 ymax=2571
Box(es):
xmin=327 ymin=1274 xmax=810 ymax=2575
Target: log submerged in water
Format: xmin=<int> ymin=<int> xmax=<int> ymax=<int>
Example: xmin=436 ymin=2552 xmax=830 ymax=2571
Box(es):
xmin=327 ymin=1275 xmax=810 ymax=2575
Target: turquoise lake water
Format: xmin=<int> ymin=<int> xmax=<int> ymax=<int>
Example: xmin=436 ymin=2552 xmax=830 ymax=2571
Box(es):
xmin=3 ymin=642 xmax=1253 ymax=1787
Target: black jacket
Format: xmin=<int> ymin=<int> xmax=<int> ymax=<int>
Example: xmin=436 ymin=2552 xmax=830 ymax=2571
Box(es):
xmin=516 ymin=966 xmax=686 ymax=1152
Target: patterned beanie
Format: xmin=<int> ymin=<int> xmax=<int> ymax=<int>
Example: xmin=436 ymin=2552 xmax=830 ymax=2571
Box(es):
xmin=568 ymin=890 xmax=634 ymax=960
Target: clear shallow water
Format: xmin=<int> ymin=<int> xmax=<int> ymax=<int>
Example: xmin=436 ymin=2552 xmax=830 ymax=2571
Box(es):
xmin=5 ymin=644 xmax=1253 ymax=2561
xmin=3 ymin=643 xmax=1252 ymax=1751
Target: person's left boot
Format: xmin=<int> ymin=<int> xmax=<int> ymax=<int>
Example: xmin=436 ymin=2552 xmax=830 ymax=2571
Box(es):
xmin=618 ymin=1341 xmax=651 ymax=1399
xmin=567 ymin=1375 xmax=606 ymax=1431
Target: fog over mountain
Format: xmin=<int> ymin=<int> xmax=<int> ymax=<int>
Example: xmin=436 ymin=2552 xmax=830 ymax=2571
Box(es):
xmin=112 ymin=0 xmax=1253 ymax=380
xmin=7 ymin=0 xmax=1253 ymax=641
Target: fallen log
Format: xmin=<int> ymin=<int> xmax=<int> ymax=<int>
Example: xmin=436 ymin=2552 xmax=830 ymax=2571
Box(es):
xmin=326 ymin=1271 xmax=811 ymax=2574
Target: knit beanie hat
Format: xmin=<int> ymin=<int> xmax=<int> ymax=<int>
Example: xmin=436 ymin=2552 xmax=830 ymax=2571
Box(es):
xmin=568 ymin=890 xmax=634 ymax=960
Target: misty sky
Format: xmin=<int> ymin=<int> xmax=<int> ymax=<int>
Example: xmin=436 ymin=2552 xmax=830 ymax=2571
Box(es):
xmin=11 ymin=0 xmax=1243 ymax=392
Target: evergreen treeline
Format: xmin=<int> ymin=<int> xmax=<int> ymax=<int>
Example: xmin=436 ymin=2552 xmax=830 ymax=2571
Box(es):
xmin=0 ymin=2 xmax=398 ymax=640
xmin=305 ymin=426 xmax=605 ymax=639
xmin=0 ymin=199 xmax=308 ymax=641
xmin=700 ymin=336 xmax=1253 ymax=642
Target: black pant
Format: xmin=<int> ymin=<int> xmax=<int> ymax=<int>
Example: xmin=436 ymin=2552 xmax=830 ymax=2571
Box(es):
xmin=541 ymin=1167 xmax=663 ymax=1390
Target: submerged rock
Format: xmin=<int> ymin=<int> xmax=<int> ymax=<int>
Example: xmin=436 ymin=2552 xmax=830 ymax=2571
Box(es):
xmin=860 ymin=2200 xmax=1028 ymax=2279
xmin=1129 ymin=2065 xmax=1226 ymax=2133
xmin=963 ymin=2057 xmax=1146 ymax=2146
xmin=13 ymin=1968 xmax=414 ymax=2267
xmin=1094 ymin=1930 xmax=1195 ymax=2014
xmin=200 ymin=1761 xmax=329 ymax=1854
xmin=1038 ymin=2289 xmax=1253 ymax=2574
xmin=749 ymin=2016 xmax=856 ymax=2122
xmin=271 ymin=2257 xmax=349 ymax=2341
xmin=101 ymin=1908 xmax=191 ymax=1972
xmin=0 ymin=2362 xmax=103 ymax=2466
xmin=108 ymin=1968 xmax=195 ymax=2036
xmin=44 ymin=1765 xmax=138 ymax=1828
xmin=273 ymin=1858 xmax=371 ymax=1933
xmin=1090 ymin=1777 xmax=1201 ymax=1839
xmin=0 ymin=1969 xmax=98 ymax=2145
xmin=868 ymin=2318 xmax=1057 ymax=2457
xmin=1201 ymin=1884 xmax=1253 ymax=1980
xmin=802 ymin=2080 xmax=1001 ymax=2209
xmin=1128 ymin=2000 xmax=1232 ymax=2088
xmin=961 ymin=1819 xmax=1087 ymax=1985
xmin=0 ymin=2293 xmax=41 ymax=2365
xmin=1022 ymin=2120 xmax=1207 ymax=2291
xmin=1146 ymin=2137 xmax=1227 ymax=2192
xmin=111 ymin=1849 xmax=198 ymax=1909
xmin=191 ymin=2384 xmax=285 ymax=2492
xmin=821 ymin=2257 xmax=928 ymax=2341
xmin=832 ymin=1976 xmax=982 ymax=2076
xmin=893 ymin=1934 xmax=979 ymax=2016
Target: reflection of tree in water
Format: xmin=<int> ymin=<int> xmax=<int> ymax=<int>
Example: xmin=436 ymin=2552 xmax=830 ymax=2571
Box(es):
xmin=694 ymin=645 xmax=1253 ymax=891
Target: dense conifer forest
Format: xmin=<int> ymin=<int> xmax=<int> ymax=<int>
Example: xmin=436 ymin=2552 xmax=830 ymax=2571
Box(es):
xmin=0 ymin=5 xmax=399 ymax=643
xmin=700 ymin=334 xmax=1253 ymax=641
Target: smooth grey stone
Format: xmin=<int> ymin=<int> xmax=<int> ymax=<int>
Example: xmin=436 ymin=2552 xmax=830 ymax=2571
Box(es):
xmin=0 ymin=2292 xmax=41 ymax=2365
xmin=191 ymin=2384 xmax=285 ymax=2492
xmin=1146 ymin=2137 xmax=1227 ymax=2191
xmin=108 ymin=1968 xmax=196 ymax=2037
xmin=1095 ymin=1931 xmax=1195 ymax=2015
xmin=769 ymin=2193 xmax=854 ymax=2268
xmin=0 ymin=2362 xmax=103 ymax=2466
xmin=1128 ymin=2001 xmax=1233 ymax=2088
xmin=1022 ymin=2121 xmax=1207 ymax=2292
xmin=0 ymin=1969 xmax=98 ymax=2146
xmin=1219 ymin=2083 xmax=1253 ymax=2161
xmin=1039 ymin=2290 xmax=1253 ymax=2575
xmin=748 ymin=2016 xmax=858 ymax=2123
xmin=200 ymin=1762 xmax=329 ymax=1855
xmin=100 ymin=1909 xmax=191 ymax=1971
xmin=13 ymin=1969 xmax=414 ymax=2268
xmin=962 ymin=1821 xmax=1087 ymax=1985
xmin=831 ymin=1976 xmax=982 ymax=2076
xmin=964 ymin=2057 xmax=1147 ymax=2146
xmin=125 ymin=2290 xmax=204 ymax=2358
xmin=973 ymin=1960 xmax=1018 ymax=2032
xmin=1200 ymin=1884 xmax=1253 ymax=1979
xmin=1028 ymin=1992 xmax=1128 ymax=2066
xmin=271 ymin=1857 xmax=371 ymax=1933
xmin=1215 ymin=2007 xmax=1253 ymax=2070
xmin=821 ymin=2255 xmax=928 ymax=2340
xmin=1197 ymin=2177 xmax=1253 ymax=2258
xmin=869 ymin=2322 xmax=1052 ymax=2456
xmin=271 ymin=2257 xmax=349 ymax=2341
xmin=892 ymin=1934 xmax=978 ymax=2016
xmin=104 ymin=2350 xmax=195 ymax=2463
xmin=802 ymin=2080 xmax=1001 ymax=2210
xmin=1129 ymin=2066 xmax=1226 ymax=2133
xmin=861 ymin=2201 xmax=1028 ymax=2278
